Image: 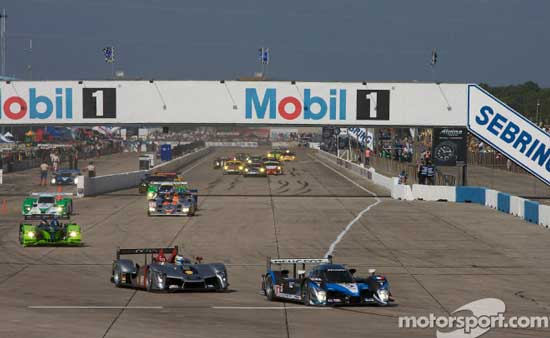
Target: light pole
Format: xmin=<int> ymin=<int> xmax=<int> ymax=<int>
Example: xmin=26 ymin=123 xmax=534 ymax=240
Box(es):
xmin=0 ymin=9 xmax=6 ymax=77
xmin=535 ymin=99 xmax=540 ymax=126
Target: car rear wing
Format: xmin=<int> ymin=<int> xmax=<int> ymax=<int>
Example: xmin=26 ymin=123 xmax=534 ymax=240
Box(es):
xmin=116 ymin=246 xmax=179 ymax=260
xmin=30 ymin=192 xmax=75 ymax=196
xmin=267 ymin=256 xmax=332 ymax=278
xmin=56 ymin=169 xmax=81 ymax=174
xmin=149 ymin=181 xmax=188 ymax=186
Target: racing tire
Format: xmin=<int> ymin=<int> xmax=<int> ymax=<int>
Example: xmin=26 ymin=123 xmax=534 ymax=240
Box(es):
xmin=265 ymin=276 xmax=275 ymax=301
xmin=301 ymin=283 xmax=311 ymax=306
xmin=146 ymin=271 xmax=154 ymax=292
xmin=113 ymin=268 xmax=123 ymax=287
xmin=19 ymin=230 xmax=24 ymax=246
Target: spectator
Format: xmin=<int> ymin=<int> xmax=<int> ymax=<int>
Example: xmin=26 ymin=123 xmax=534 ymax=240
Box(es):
xmin=398 ymin=170 xmax=408 ymax=184
xmin=87 ymin=161 xmax=96 ymax=177
xmin=426 ymin=160 xmax=436 ymax=185
xmin=40 ymin=161 xmax=49 ymax=186
xmin=418 ymin=160 xmax=427 ymax=185
xmin=72 ymin=150 xmax=79 ymax=169
xmin=365 ymin=148 xmax=371 ymax=166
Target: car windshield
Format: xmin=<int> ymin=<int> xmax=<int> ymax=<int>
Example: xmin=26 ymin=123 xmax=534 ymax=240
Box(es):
xmin=265 ymin=161 xmax=279 ymax=166
xmin=38 ymin=196 xmax=55 ymax=204
xmin=323 ymin=269 xmax=354 ymax=283
xmin=61 ymin=172 xmax=72 ymax=177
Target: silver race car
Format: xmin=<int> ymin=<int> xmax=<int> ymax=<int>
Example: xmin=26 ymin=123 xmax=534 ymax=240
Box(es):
xmin=111 ymin=246 xmax=229 ymax=292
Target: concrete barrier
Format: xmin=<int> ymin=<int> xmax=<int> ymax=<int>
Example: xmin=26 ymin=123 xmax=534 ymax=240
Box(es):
xmin=509 ymin=196 xmax=525 ymax=218
xmin=412 ymin=185 xmax=456 ymax=202
xmin=78 ymin=148 xmax=212 ymax=196
xmin=539 ymin=204 xmax=550 ymax=228
xmin=485 ymin=189 xmax=499 ymax=209
xmin=497 ymin=192 xmax=511 ymax=213
xmin=391 ymin=184 xmax=413 ymax=200
xmin=524 ymin=200 xmax=539 ymax=224
xmin=456 ymin=186 xmax=486 ymax=205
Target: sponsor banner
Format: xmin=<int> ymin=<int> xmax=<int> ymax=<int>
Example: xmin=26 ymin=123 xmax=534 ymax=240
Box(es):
xmin=467 ymin=85 xmax=550 ymax=185
xmin=347 ymin=127 xmax=373 ymax=148
xmin=0 ymin=81 xmax=468 ymax=126
xmin=432 ymin=127 xmax=467 ymax=166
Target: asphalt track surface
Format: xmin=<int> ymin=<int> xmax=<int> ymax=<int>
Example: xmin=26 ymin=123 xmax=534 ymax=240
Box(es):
xmin=1 ymin=148 xmax=550 ymax=337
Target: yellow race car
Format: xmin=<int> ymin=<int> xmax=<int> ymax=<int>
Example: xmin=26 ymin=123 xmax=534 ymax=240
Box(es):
xmin=223 ymin=160 xmax=245 ymax=175
xmin=280 ymin=151 xmax=296 ymax=161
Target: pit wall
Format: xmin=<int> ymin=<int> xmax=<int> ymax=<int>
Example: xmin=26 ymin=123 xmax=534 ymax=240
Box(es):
xmin=315 ymin=150 xmax=549 ymax=229
xmin=77 ymin=147 xmax=212 ymax=196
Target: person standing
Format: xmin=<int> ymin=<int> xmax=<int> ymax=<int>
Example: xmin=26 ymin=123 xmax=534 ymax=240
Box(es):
xmin=40 ymin=161 xmax=49 ymax=186
xmin=87 ymin=161 xmax=96 ymax=177
xmin=426 ymin=160 xmax=436 ymax=185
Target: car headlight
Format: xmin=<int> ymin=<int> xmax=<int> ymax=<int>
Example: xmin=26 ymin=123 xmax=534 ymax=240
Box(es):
xmin=277 ymin=166 xmax=281 ymax=170
xmin=147 ymin=192 xmax=154 ymax=199
xmin=25 ymin=206 xmax=31 ymax=211
xmin=51 ymin=178 xmax=56 ymax=184
xmin=69 ymin=231 xmax=78 ymax=238
xmin=223 ymin=165 xmax=228 ymax=170
xmin=74 ymin=177 xmax=79 ymax=184
xmin=313 ymin=289 xmax=327 ymax=303
xmin=57 ymin=206 xmax=64 ymax=213
xmin=149 ymin=207 xmax=156 ymax=212
xmin=260 ymin=168 xmax=265 ymax=172
xmin=247 ymin=160 xmax=252 ymax=164
xmin=377 ymin=289 xmax=390 ymax=303
xmin=27 ymin=231 xmax=36 ymax=238
xmin=244 ymin=168 xmax=249 ymax=172
xmin=215 ymin=161 xmax=220 ymax=166
xmin=238 ymin=166 xmax=243 ymax=170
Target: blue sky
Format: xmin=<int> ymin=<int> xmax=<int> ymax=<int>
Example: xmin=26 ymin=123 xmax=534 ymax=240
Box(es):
xmin=2 ymin=0 xmax=549 ymax=86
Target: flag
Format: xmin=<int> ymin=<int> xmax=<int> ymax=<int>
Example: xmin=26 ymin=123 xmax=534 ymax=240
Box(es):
xmin=258 ymin=48 xmax=264 ymax=62
xmin=431 ymin=49 xmax=437 ymax=66
xmin=262 ymin=48 xmax=270 ymax=65
xmin=103 ymin=46 xmax=115 ymax=63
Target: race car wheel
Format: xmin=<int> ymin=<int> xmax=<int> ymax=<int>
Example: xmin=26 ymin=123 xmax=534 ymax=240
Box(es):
xmin=301 ymin=283 xmax=311 ymax=306
xmin=19 ymin=230 xmax=24 ymax=245
xmin=113 ymin=269 xmax=123 ymax=287
xmin=265 ymin=276 xmax=275 ymax=301
xmin=146 ymin=271 xmax=154 ymax=292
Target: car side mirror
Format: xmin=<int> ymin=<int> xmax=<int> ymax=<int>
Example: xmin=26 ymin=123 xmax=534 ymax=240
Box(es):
xmin=349 ymin=268 xmax=357 ymax=275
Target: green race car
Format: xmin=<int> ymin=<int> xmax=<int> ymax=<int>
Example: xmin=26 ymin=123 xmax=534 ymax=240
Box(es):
xmin=19 ymin=220 xmax=81 ymax=246
xmin=22 ymin=193 xmax=73 ymax=219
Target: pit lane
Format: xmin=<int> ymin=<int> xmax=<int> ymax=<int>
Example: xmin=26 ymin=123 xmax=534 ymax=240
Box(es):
xmin=1 ymin=148 xmax=549 ymax=338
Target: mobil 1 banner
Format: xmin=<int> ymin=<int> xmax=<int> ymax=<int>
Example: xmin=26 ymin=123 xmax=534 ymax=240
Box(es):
xmin=432 ymin=127 xmax=467 ymax=166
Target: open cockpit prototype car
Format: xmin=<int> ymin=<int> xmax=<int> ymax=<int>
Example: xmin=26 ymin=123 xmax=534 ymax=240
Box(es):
xmin=146 ymin=182 xmax=198 ymax=216
xmin=22 ymin=193 xmax=73 ymax=219
xmin=213 ymin=157 xmax=229 ymax=169
xmin=111 ymin=246 xmax=229 ymax=292
xmin=139 ymin=172 xmax=180 ymax=194
xmin=51 ymin=169 xmax=81 ymax=185
xmin=19 ymin=217 xmax=81 ymax=246
xmin=261 ymin=257 xmax=393 ymax=306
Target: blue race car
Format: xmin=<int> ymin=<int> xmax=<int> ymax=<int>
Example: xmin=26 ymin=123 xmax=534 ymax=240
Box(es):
xmin=51 ymin=169 xmax=81 ymax=185
xmin=261 ymin=256 xmax=393 ymax=306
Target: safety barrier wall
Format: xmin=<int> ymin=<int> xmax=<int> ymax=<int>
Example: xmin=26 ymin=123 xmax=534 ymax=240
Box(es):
xmin=315 ymin=149 xmax=550 ymax=229
xmin=539 ymin=205 xmax=550 ymax=228
xmin=412 ymin=184 xmax=456 ymax=202
xmin=510 ymin=196 xmax=525 ymax=218
xmin=485 ymin=189 xmax=499 ymax=209
xmin=497 ymin=193 xmax=511 ymax=213
xmin=77 ymin=147 xmax=212 ymax=196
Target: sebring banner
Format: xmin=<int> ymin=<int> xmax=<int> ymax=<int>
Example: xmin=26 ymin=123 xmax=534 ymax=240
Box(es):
xmin=0 ymin=81 xmax=467 ymax=126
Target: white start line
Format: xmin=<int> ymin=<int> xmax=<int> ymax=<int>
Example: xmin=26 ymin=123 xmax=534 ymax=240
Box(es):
xmin=310 ymin=155 xmax=382 ymax=258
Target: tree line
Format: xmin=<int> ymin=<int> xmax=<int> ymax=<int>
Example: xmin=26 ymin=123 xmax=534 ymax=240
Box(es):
xmin=479 ymin=82 xmax=549 ymax=126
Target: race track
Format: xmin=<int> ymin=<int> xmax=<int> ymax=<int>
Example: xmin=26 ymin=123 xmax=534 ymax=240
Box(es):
xmin=1 ymin=148 xmax=549 ymax=338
